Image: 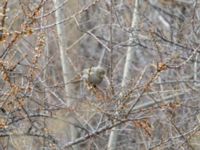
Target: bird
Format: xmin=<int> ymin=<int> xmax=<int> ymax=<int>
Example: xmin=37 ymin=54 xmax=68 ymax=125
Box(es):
xmin=82 ymin=66 xmax=106 ymax=85
xmin=69 ymin=66 xmax=106 ymax=86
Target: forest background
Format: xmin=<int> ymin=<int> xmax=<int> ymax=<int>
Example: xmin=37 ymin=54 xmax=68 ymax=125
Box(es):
xmin=0 ymin=0 xmax=200 ymax=150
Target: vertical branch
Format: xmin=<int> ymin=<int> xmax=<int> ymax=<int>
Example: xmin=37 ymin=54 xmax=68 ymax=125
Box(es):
xmin=53 ymin=0 xmax=75 ymax=106
xmin=0 ymin=0 xmax=8 ymax=29
xmin=121 ymin=0 xmax=139 ymax=88
xmin=108 ymin=0 xmax=139 ymax=149
xmin=0 ymin=0 xmax=8 ymax=41
xmin=109 ymin=0 xmax=114 ymax=95
xmin=194 ymin=53 xmax=199 ymax=86
xmin=52 ymin=0 xmax=78 ymax=149
xmin=40 ymin=4 xmax=48 ymax=148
